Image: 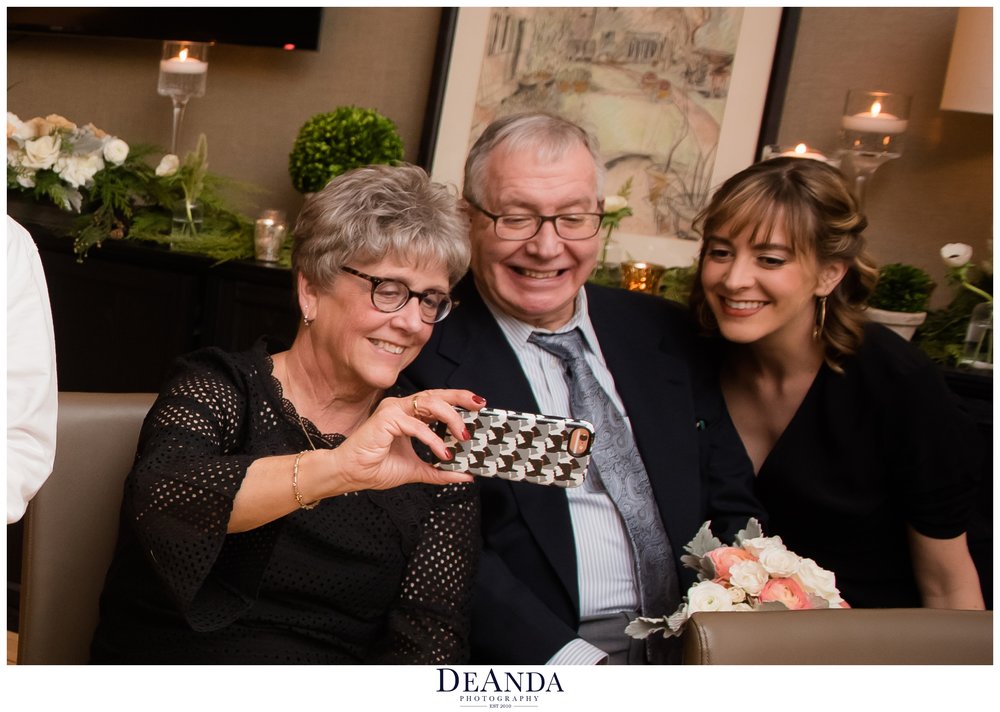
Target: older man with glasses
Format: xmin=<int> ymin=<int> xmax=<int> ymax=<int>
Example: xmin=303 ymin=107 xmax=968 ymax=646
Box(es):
xmin=403 ymin=112 xmax=762 ymax=665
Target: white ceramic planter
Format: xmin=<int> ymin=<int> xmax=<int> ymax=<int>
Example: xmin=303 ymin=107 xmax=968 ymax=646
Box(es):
xmin=866 ymin=307 xmax=927 ymax=341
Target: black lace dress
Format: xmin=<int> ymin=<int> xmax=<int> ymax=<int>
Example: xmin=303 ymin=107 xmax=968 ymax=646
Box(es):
xmin=90 ymin=338 xmax=479 ymax=664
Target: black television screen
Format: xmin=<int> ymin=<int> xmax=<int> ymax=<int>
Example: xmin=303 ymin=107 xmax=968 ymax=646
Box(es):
xmin=7 ymin=7 xmax=324 ymax=51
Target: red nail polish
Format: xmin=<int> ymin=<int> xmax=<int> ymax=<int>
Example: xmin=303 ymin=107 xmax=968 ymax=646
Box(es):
xmin=444 ymin=447 xmax=455 ymax=461
xmin=472 ymin=395 xmax=486 ymax=405
xmin=461 ymin=428 xmax=470 ymax=441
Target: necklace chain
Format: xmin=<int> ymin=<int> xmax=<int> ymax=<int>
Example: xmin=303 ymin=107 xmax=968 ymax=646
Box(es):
xmin=282 ymin=353 xmax=376 ymax=449
xmin=284 ymin=356 xmax=361 ymax=497
xmin=284 ymin=356 xmax=323 ymax=451
xmin=298 ymin=416 xmax=318 ymax=451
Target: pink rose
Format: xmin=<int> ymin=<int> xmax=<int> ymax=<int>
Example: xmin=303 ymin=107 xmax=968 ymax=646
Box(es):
xmin=707 ymin=546 xmax=756 ymax=582
xmin=760 ymin=577 xmax=812 ymax=610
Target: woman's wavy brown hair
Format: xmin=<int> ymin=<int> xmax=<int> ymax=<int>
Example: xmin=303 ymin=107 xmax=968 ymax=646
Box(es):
xmin=689 ymin=157 xmax=878 ymax=371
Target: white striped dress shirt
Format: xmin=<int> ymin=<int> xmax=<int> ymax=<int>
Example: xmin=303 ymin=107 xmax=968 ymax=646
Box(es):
xmin=485 ymin=289 xmax=643 ymax=664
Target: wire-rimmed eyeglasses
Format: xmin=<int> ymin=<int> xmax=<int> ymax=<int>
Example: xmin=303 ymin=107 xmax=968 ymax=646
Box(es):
xmin=341 ymin=266 xmax=455 ymax=324
xmin=466 ymin=197 xmax=604 ymax=241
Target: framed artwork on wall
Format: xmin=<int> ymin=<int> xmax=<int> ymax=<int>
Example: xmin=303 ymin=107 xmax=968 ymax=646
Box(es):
xmin=427 ymin=6 xmax=783 ymax=267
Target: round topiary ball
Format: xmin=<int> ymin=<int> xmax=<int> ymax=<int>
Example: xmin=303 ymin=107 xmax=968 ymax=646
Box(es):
xmin=288 ymin=106 xmax=404 ymax=194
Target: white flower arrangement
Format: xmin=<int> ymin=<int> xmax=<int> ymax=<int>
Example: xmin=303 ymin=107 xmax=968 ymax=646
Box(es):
xmin=7 ymin=112 xmax=130 ymax=212
xmin=626 ymin=519 xmax=848 ymax=641
xmin=7 ymin=112 xmax=256 ymax=263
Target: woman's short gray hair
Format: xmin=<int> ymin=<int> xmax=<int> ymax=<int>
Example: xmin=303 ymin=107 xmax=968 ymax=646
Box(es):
xmin=463 ymin=112 xmax=605 ymax=205
xmin=292 ymin=163 xmax=470 ymax=290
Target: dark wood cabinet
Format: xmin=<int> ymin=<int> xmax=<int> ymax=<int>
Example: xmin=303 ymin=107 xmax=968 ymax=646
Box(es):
xmin=24 ymin=222 xmax=299 ymax=393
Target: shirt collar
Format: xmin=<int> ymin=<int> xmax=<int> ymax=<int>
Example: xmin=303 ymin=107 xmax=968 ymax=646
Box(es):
xmin=484 ymin=286 xmax=601 ymax=355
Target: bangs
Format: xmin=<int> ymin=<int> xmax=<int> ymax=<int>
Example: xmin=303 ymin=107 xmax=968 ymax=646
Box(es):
xmin=703 ymin=178 xmax=820 ymax=256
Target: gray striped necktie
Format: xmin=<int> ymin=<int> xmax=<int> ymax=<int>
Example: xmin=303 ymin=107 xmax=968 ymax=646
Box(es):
xmin=529 ymin=329 xmax=679 ymax=663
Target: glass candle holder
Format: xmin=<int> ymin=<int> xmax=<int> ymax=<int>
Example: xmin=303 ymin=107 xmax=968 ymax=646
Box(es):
xmin=620 ymin=261 xmax=666 ymax=294
xmin=840 ymin=89 xmax=911 ymax=156
xmin=761 ymin=143 xmax=833 ymax=163
xmin=839 ymin=89 xmax=912 ymax=209
xmin=959 ymin=301 xmax=993 ymax=371
xmin=254 ymin=209 xmax=288 ymax=263
xmin=158 ymin=40 xmax=210 ymax=154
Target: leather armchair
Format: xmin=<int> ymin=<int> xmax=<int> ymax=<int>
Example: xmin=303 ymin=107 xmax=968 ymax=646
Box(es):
xmin=17 ymin=391 xmax=156 ymax=664
xmin=682 ymin=608 xmax=993 ymax=664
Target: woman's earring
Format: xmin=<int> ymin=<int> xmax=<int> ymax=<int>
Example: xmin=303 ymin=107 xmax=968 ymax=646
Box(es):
xmin=302 ymin=309 xmax=313 ymax=327
xmin=813 ymin=296 xmax=827 ymax=340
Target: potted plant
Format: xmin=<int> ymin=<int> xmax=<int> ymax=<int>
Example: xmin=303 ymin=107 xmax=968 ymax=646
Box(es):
xmin=288 ymin=106 xmax=404 ymax=195
xmin=866 ymin=262 xmax=936 ymax=341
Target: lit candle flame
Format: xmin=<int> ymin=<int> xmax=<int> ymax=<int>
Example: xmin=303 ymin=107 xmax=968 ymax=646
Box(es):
xmin=179 ymin=48 xmax=189 ymax=61
xmin=794 ymin=143 xmax=808 ymax=154
xmin=870 ymin=100 xmax=882 ymax=117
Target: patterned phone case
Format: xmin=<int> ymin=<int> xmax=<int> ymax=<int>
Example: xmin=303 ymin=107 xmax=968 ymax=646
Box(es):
xmin=434 ymin=407 xmax=594 ymax=488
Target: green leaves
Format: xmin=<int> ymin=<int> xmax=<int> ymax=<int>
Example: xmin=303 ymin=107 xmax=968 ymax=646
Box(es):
xmin=868 ymin=263 xmax=936 ymax=313
xmin=288 ymin=106 xmax=404 ymax=194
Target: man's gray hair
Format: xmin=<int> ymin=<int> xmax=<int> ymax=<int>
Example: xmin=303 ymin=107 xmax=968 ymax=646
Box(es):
xmin=292 ymin=163 xmax=470 ymax=290
xmin=463 ymin=112 xmax=605 ymax=206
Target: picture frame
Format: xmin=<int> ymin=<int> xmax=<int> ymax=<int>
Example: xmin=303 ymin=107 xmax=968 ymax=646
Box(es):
xmin=427 ymin=7 xmax=783 ymax=267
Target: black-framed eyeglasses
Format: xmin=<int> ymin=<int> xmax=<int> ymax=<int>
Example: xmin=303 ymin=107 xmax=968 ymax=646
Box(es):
xmin=340 ymin=266 xmax=455 ymax=324
xmin=466 ymin=197 xmax=604 ymax=241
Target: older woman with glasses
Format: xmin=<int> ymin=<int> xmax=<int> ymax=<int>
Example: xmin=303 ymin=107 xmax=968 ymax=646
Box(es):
xmin=91 ymin=163 xmax=486 ymax=664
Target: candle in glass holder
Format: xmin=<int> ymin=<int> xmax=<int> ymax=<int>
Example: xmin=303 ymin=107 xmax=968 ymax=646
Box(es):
xmin=838 ymin=90 xmax=913 ymax=209
xmin=620 ymin=261 xmax=665 ymax=294
xmin=158 ymin=43 xmax=209 ymax=101
xmin=763 ymin=143 xmax=828 ymax=162
xmin=841 ymin=101 xmax=909 ymax=135
xmin=839 ymin=89 xmax=911 ymax=160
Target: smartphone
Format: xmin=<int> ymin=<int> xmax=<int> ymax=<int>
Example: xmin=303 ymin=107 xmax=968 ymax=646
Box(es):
xmin=432 ymin=407 xmax=594 ymax=488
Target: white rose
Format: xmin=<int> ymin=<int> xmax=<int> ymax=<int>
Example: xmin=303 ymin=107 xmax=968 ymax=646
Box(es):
xmin=24 ymin=116 xmax=56 ymax=140
xmin=103 ymin=138 xmax=130 ymax=165
xmin=16 ymin=169 xmax=36 ymax=188
xmin=604 ymin=195 xmax=628 ymax=212
xmin=56 ymin=152 xmax=104 ymax=188
xmin=686 ymin=580 xmax=734 ymax=613
xmin=792 ymin=557 xmax=841 ymax=602
xmin=941 ymin=243 xmax=973 ymax=268
xmin=732 ymin=602 xmax=754 ymax=612
xmin=155 ymin=154 xmax=180 ymax=177
xmin=740 ymin=534 xmax=786 ymax=559
xmin=758 ymin=547 xmax=802 ymax=577
xmin=7 ymin=112 xmax=24 ymax=139
xmin=22 ymin=134 xmax=62 ymax=169
xmin=729 ymin=559 xmax=769 ymax=596
xmin=728 ymin=584 xmax=747 ymax=604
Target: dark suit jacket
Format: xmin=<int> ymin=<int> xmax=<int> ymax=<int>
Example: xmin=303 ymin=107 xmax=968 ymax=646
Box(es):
xmin=401 ymin=275 xmax=762 ymax=664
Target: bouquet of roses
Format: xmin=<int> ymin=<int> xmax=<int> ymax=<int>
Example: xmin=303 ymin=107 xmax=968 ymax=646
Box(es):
xmin=626 ymin=518 xmax=848 ymax=640
xmin=7 ymin=112 xmax=135 ymax=212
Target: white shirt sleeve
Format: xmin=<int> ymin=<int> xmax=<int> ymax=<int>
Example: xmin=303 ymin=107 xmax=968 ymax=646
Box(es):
xmin=6 ymin=216 xmax=58 ymax=523
xmin=545 ymin=637 xmax=608 ymax=665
